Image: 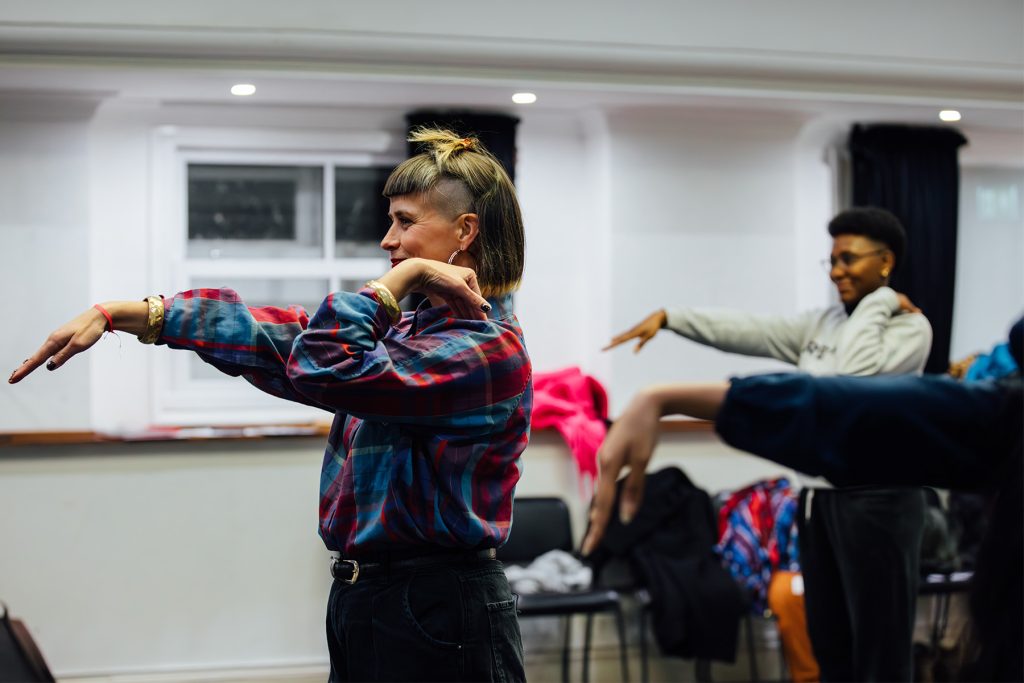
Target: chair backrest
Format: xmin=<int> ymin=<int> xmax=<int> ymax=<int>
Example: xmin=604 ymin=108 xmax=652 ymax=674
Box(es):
xmin=496 ymin=497 xmax=574 ymax=564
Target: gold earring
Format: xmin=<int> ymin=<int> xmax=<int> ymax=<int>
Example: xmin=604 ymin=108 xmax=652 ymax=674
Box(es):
xmin=881 ymin=268 xmax=890 ymax=278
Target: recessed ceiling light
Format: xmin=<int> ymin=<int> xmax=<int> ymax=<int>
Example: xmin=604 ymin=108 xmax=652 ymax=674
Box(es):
xmin=939 ymin=110 xmax=961 ymax=122
xmin=512 ymin=92 xmax=537 ymax=104
xmin=231 ymin=83 xmax=256 ymax=97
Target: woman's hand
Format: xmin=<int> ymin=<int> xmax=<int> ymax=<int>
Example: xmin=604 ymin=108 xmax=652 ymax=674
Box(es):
xmin=9 ymin=300 xmax=149 ymax=384
xmin=9 ymin=308 xmax=109 ymax=383
xmin=895 ymin=292 xmax=921 ymax=314
xmin=603 ymin=309 xmax=667 ymax=353
xmin=580 ymin=389 xmax=663 ymax=555
xmin=377 ymin=258 xmax=490 ymax=321
xmin=579 ymin=381 xmax=727 ymax=556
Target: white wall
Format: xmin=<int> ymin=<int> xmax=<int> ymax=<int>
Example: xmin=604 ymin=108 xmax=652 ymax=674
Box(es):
xmin=603 ymin=108 xmax=812 ymax=412
xmin=951 ymin=164 xmax=1024 ymax=358
xmin=0 ymin=97 xmax=99 ymax=432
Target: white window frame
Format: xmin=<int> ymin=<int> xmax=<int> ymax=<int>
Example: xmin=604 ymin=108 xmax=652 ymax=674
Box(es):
xmin=148 ymin=126 xmax=402 ymax=426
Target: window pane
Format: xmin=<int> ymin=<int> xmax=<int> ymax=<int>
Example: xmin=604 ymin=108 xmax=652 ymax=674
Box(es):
xmin=186 ymin=277 xmax=330 ymax=380
xmin=188 ymin=164 xmax=324 ymax=259
xmin=335 ymin=166 xmax=392 ymax=258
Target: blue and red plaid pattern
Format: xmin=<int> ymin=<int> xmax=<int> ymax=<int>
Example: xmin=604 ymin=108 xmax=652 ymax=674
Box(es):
xmin=160 ymin=287 xmax=533 ymax=556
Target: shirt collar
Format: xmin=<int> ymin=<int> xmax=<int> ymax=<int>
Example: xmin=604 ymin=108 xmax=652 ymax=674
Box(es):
xmin=407 ymin=293 xmax=515 ymax=337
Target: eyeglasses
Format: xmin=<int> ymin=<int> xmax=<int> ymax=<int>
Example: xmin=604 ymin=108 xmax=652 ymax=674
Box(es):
xmin=821 ymin=249 xmax=887 ymax=272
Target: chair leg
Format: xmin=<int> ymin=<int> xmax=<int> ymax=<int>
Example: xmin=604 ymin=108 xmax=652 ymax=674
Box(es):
xmin=745 ymin=613 xmax=760 ymax=682
xmin=695 ymin=658 xmax=712 ymax=682
xmin=639 ymin=607 xmax=649 ymax=683
xmin=615 ymin=606 xmax=630 ymax=683
xmin=583 ymin=614 xmax=594 ymax=683
xmin=562 ymin=615 xmax=572 ymax=683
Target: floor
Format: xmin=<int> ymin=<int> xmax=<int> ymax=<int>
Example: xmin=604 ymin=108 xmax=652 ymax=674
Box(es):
xmin=62 ymin=593 xmax=967 ymax=683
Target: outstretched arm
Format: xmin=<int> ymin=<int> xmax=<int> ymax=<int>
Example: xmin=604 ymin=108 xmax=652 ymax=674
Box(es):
xmin=581 ymin=382 xmax=728 ymax=555
xmin=581 ymin=373 xmax=1021 ymax=555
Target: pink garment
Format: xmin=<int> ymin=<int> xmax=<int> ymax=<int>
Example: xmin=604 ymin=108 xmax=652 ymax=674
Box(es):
xmin=531 ymin=367 xmax=609 ymax=494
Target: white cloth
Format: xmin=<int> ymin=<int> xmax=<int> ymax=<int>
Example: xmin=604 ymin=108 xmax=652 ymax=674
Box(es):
xmin=503 ymin=549 xmax=593 ymax=594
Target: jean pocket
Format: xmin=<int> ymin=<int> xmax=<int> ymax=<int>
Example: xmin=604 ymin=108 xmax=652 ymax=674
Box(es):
xmin=402 ymin=569 xmax=464 ymax=651
xmin=487 ymin=598 xmax=526 ymax=683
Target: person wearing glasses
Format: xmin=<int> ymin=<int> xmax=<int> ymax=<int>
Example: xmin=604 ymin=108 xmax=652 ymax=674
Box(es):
xmin=605 ymin=206 xmax=932 ymax=682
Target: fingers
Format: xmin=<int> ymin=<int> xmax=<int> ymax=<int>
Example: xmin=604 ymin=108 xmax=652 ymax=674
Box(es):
xmin=581 ymin=425 xmax=629 ymax=555
xmin=441 ymin=273 xmax=489 ymax=320
xmin=619 ymin=457 xmax=647 ymax=524
xmin=9 ymin=333 xmax=69 ymax=384
xmin=602 ymin=328 xmax=639 ymax=352
xmin=605 ymin=312 xmax=662 ymax=353
xmin=581 ymin=466 xmax=618 ymax=556
xmin=9 ymin=310 xmax=108 ymax=384
xmin=46 ymin=333 xmax=93 ymax=371
xmin=633 ymin=331 xmax=655 ymax=353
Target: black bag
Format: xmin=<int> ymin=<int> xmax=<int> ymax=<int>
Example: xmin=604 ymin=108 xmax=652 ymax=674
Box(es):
xmin=0 ymin=603 xmax=54 ymax=683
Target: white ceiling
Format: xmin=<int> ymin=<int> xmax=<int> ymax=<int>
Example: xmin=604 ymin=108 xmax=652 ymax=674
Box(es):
xmin=0 ymin=1 xmax=1021 ymax=131
xmin=0 ymin=58 xmax=1020 ymax=133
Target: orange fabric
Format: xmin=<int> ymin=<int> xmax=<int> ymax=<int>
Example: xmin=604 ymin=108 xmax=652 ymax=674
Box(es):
xmin=768 ymin=571 xmax=820 ymax=683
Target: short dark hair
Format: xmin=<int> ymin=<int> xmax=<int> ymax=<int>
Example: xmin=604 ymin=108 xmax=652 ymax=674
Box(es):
xmin=828 ymin=207 xmax=907 ymax=270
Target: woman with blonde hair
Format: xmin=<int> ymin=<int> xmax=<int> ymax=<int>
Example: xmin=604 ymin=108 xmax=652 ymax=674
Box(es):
xmin=10 ymin=128 xmax=530 ymax=682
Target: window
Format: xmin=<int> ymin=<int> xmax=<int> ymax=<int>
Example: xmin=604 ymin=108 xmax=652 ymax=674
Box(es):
xmin=147 ymin=129 xmax=402 ymax=426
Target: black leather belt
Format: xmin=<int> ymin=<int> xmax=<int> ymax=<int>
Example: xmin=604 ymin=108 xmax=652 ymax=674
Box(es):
xmin=330 ymin=548 xmax=497 ymax=584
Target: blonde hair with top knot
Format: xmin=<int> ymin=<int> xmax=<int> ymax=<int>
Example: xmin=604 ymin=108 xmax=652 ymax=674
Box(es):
xmin=383 ymin=127 xmax=525 ymax=298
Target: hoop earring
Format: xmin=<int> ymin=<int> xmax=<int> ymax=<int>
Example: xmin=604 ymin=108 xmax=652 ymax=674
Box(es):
xmin=447 ymin=249 xmax=463 ymax=265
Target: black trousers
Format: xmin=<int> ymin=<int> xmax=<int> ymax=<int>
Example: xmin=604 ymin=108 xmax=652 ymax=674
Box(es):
xmin=326 ymin=558 xmax=525 ymax=682
xmin=798 ymin=487 xmax=926 ymax=682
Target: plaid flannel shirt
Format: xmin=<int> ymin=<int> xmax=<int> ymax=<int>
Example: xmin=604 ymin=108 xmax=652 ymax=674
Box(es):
xmin=160 ymin=287 xmax=532 ymax=557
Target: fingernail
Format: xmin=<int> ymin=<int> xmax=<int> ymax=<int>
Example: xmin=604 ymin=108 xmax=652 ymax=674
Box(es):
xmin=481 ymin=303 xmax=491 ymax=312
xmin=8 ymin=371 xmax=15 ymax=384
xmin=619 ymin=504 xmax=636 ymax=525
xmin=46 ymin=360 xmax=57 ymax=371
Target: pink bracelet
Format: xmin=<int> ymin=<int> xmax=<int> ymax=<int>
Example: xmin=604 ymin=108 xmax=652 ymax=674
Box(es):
xmin=93 ymin=304 xmax=115 ymax=332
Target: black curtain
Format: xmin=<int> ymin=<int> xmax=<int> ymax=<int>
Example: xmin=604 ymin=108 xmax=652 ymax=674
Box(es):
xmin=405 ymin=111 xmax=519 ymax=183
xmin=849 ymin=124 xmax=968 ymax=374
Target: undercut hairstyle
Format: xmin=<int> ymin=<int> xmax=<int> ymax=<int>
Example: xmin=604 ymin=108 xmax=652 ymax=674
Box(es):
xmin=383 ymin=127 xmax=525 ymax=298
xmin=828 ymin=206 xmax=908 ymax=270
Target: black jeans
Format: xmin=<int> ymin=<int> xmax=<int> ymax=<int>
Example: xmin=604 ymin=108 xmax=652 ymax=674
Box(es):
xmin=326 ymin=558 xmax=525 ymax=682
xmin=798 ymin=487 xmax=926 ymax=682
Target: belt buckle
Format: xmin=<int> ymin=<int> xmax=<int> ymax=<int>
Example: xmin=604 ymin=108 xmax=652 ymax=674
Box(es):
xmin=334 ymin=559 xmax=360 ymax=585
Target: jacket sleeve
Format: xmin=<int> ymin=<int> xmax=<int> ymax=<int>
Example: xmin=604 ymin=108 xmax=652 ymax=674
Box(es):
xmin=286 ymin=289 xmax=531 ymax=432
xmin=835 ymin=286 xmax=932 ymax=375
xmin=159 ymin=288 xmax=327 ymax=410
xmin=715 ymin=373 xmax=1022 ymax=489
xmin=664 ymin=307 xmax=815 ymax=365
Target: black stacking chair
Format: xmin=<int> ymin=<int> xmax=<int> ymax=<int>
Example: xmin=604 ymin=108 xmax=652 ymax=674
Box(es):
xmin=497 ymin=497 xmax=629 ymax=683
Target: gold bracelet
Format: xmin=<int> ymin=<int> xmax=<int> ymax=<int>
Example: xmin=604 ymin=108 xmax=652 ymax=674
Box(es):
xmin=138 ymin=295 xmax=165 ymax=344
xmin=364 ymin=280 xmax=402 ymax=325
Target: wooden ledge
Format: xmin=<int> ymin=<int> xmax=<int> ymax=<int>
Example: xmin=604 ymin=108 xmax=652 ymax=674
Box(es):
xmin=1 ymin=419 xmax=714 ymax=448
xmin=0 ymin=424 xmax=331 ymax=448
